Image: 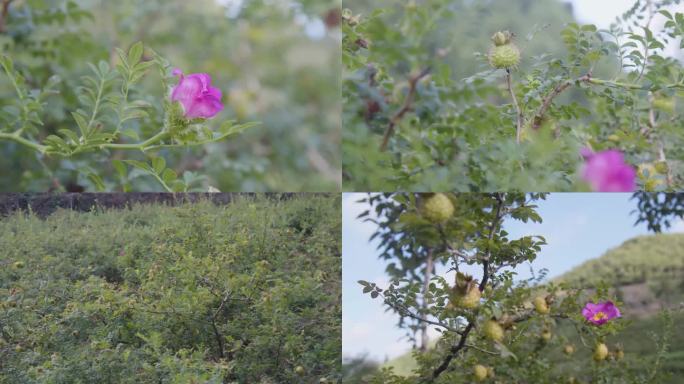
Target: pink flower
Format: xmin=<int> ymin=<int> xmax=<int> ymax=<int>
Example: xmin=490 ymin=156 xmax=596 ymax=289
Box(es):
xmin=170 ymin=69 xmax=224 ymax=119
xmin=582 ymin=301 xmax=620 ymax=325
xmin=581 ymin=149 xmax=636 ymax=192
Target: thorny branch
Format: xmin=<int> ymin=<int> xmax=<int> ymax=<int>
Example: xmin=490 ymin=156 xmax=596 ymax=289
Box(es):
xmin=379 ymin=67 xmax=431 ymax=151
xmin=532 ymin=73 xmax=592 ymax=131
xmin=426 ymin=194 xmax=506 ymax=382
xmin=506 ymin=69 xmax=524 ymax=143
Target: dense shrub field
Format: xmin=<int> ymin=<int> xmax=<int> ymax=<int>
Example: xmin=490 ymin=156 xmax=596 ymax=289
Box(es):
xmin=0 ymin=195 xmax=341 ymax=383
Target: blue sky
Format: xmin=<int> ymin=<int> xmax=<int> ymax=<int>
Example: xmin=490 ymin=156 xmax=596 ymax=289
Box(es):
xmin=342 ymin=193 xmax=684 ymax=361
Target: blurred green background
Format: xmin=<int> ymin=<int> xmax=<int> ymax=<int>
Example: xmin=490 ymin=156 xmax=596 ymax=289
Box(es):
xmin=0 ymin=0 xmax=341 ymax=192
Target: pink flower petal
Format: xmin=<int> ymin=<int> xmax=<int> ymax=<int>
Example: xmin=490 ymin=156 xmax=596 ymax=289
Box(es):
xmin=170 ymin=69 xmax=224 ymax=119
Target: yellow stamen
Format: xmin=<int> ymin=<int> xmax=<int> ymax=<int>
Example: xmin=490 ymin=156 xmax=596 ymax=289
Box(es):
xmin=592 ymin=312 xmax=607 ymax=321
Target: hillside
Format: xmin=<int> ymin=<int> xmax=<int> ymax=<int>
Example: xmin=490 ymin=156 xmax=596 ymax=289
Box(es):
xmin=556 ymin=233 xmax=684 ymax=287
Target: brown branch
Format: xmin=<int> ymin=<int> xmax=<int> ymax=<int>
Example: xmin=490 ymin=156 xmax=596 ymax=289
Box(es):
xmin=506 ymin=69 xmax=524 ymax=143
xmin=379 ymin=67 xmax=431 ymax=151
xmin=0 ymin=0 xmax=13 ymax=34
xmin=426 ymin=194 xmax=506 ymax=382
xmin=531 ymin=73 xmax=592 ymax=130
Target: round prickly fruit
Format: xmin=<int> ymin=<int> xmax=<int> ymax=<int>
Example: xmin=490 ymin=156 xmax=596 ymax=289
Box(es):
xmin=594 ymin=343 xmax=609 ymax=361
xmin=13 ymin=261 xmax=25 ymax=269
xmin=483 ymin=320 xmax=504 ymax=342
xmin=615 ymin=348 xmax=624 ymax=360
xmin=295 ymin=366 xmax=305 ymax=375
xmin=473 ymin=364 xmax=488 ymax=381
xmin=541 ymin=329 xmax=552 ymax=342
xmin=534 ymin=296 xmax=550 ymax=314
xmin=421 ymin=193 xmax=454 ymax=224
xmin=319 ymin=378 xmax=329 ymax=383
xmin=564 ymin=344 xmax=575 ymax=355
xmin=489 ymin=44 xmax=520 ymax=69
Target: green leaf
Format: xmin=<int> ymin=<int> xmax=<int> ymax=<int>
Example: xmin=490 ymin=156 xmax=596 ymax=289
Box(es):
xmin=112 ymin=159 xmax=127 ymax=179
xmin=87 ymin=172 xmax=106 ymax=191
xmin=122 ymin=159 xmax=154 ymax=173
xmin=162 ymin=168 xmax=177 ymax=185
xmin=128 ymin=42 xmax=144 ymax=65
xmin=71 ymin=111 xmax=89 ymax=137
xmin=57 ymin=129 xmax=80 ymax=144
xmin=219 ymin=121 xmax=260 ymax=136
xmin=152 ymin=157 xmax=166 ymax=174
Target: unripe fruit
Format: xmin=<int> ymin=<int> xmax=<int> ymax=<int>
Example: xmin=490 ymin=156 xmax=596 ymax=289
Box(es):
xmin=534 ymin=296 xmax=550 ymax=314
xmin=594 ymin=343 xmax=609 ymax=361
xmin=473 ymin=364 xmax=488 ymax=381
xmin=564 ymin=344 xmax=575 ymax=355
xmin=14 ymin=344 xmax=23 ymax=352
xmin=319 ymin=378 xmax=329 ymax=384
xmin=421 ymin=193 xmax=454 ymax=224
xmin=450 ymin=273 xmax=481 ymax=309
xmin=615 ymin=349 xmax=624 ymax=360
xmin=489 ymin=44 xmax=520 ymax=69
xmin=607 ymin=134 xmax=620 ymax=142
xmin=13 ymin=261 xmax=25 ymax=269
xmin=483 ymin=320 xmax=504 ymax=342
xmin=541 ymin=329 xmax=552 ymax=342
xmin=295 ymin=366 xmax=305 ymax=375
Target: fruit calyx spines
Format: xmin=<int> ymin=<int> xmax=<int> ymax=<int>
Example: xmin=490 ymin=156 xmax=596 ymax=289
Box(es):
xmin=491 ymin=30 xmax=513 ymax=46
xmin=488 ymin=30 xmax=520 ymax=69
xmin=450 ymin=272 xmax=481 ymax=309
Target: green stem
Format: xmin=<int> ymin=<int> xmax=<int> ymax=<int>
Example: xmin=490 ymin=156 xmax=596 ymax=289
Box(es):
xmin=588 ymin=78 xmax=684 ymax=90
xmin=0 ymin=132 xmax=47 ymax=153
xmin=99 ymin=130 xmax=169 ymax=150
xmin=87 ymin=75 xmax=106 ymax=133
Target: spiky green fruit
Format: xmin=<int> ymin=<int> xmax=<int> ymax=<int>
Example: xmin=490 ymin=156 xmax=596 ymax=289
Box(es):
xmin=295 ymin=366 xmax=305 ymax=375
xmin=483 ymin=320 xmax=504 ymax=342
xmin=13 ymin=261 xmax=25 ymax=269
xmin=564 ymin=344 xmax=575 ymax=355
xmin=594 ymin=343 xmax=609 ymax=361
xmin=421 ymin=193 xmax=454 ymax=224
xmin=489 ymin=44 xmax=520 ymax=69
xmin=473 ymin=364 xmax=488 ymax=381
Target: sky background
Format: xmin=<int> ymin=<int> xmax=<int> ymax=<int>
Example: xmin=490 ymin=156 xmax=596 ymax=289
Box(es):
xmin=342 ymin=193 xmax=684 ymax=361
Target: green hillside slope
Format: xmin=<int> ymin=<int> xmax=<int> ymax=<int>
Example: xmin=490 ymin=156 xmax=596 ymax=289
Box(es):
xmin=556 ymin=233 xmax=684 ymax=287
